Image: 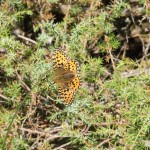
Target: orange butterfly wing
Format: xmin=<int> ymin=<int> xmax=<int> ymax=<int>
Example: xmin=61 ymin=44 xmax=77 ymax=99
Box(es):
xmin=52 ymin=50 xmax=80 ymax=105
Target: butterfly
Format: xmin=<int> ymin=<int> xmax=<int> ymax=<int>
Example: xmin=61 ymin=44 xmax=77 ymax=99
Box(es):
xmin=52 ymin=50 xmax=80 ymax=105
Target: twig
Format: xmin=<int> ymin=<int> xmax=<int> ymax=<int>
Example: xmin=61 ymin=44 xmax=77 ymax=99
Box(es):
xmin=20 ymin=127 xmax=62 ymax=135
xmin=17 ymin=35 xmax=36 ymax=44
xmin=95 ymin=121 xmax=127 ymax=126
xmin=16 ymin=70 xmax=31 ymax=91
xmin=0 ymin=93 xmax=19 ymax=102
xmin=121 ymin=68 xmax=150 ymax=78
xmin=29 ymin=135 xmax=41 ymax=150
xmin=20 ymin=127 xmax=60 ymax=140
xmin=97 ymin=138 xmax=111 ymax=148
xmin=53 ymin=142 xmax=72 ymax=150
xmin=0 ymin=93 xmax=9 ymax=100
xmin=145 ymin=0 xmax=149 ymax=16
xmin=81 ymin=125 xmax=90 ymax=133
xmin=28 ymin=92 xmax=38 ymax=117
xmin=138 ymin=53 xmax=150 ymax=63
xmin=105 ymin=35 xmax=116 ymax=70
xmin=107 ymin=47 xmax=116 ymax=70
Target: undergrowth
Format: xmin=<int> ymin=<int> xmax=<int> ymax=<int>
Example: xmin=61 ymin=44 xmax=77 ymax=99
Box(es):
xmin=0 ymin=0 xmax=150 ymax=149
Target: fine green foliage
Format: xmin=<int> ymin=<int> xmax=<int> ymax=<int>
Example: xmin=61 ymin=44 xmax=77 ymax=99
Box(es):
xmin=0 ymin=0 xmax=150 ymax=150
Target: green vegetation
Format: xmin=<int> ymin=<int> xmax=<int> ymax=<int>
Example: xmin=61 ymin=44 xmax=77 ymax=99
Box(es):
xmin=0 ymin=0 xmax=150 ymax=149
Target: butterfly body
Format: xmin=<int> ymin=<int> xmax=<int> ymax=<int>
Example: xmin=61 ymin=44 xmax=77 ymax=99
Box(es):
xmin=52 ymin=50 xmax=80 ymax=105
